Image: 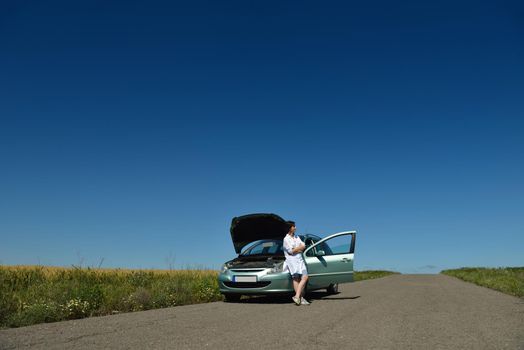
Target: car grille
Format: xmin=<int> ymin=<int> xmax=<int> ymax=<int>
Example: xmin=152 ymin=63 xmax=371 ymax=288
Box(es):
xmin=224 ymin=281 xmax=271 ymax=288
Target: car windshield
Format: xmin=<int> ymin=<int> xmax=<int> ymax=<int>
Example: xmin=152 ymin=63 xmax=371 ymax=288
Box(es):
xmin=240 ymin=240 xmax=284 ymax=256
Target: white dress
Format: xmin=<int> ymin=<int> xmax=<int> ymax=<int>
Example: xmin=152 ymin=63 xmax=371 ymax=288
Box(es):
xmin=282 ymin=234 xmax=308 ymax=276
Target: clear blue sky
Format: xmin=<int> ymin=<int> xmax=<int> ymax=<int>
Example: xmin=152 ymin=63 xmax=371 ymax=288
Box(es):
xmin=1 ymin=1 xmax=523 ymax=273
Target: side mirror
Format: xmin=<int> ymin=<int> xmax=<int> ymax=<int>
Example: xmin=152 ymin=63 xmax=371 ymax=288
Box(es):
xmin=316 ymin=250 xmax=325 ymax=257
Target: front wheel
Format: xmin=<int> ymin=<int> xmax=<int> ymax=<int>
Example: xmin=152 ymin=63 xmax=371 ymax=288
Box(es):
xmin=223 ymin=293 xmax=241 ymax=302
xmin=326 ymin=283 xmax=339 ymax=294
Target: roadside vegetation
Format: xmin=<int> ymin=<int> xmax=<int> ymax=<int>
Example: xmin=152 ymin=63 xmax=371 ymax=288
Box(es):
xmin=441 ymin=267 xmax=524 ymax=298
xmin=0 ymin=266 xmax=221 ymax=328
xmin=1 ymin=266 xmax=400 ymax=328
xmin=354 ymin=270 xmax=399 ymax=281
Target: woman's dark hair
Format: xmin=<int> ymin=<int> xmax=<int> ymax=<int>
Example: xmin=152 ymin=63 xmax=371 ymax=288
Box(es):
xmin=286 ymin=221 xmax=296 ymax=231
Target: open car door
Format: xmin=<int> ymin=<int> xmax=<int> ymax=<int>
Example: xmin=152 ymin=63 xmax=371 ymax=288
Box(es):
xmin=303 ymin=231 xmax=356 ymax=289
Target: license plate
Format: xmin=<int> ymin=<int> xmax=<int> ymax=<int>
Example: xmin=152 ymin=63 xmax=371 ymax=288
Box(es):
xmin=234 ymin=276 xmax=257 ymax=283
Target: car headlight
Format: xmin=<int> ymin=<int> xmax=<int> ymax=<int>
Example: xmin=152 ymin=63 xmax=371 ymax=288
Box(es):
xmin=220 ymin=264 xmax=229 ymax=273
xmin=268 ymin=262 xmax=284 ymax=274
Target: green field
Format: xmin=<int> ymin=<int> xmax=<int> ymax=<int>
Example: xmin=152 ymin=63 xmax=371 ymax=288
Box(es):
xmin=354 ymin=270 xmax=398 ymax=281
xmin=0 ymin=266 xmax=221 ymax=328
xmin=441 ymin=267 xmax=524 ymax=298
xmin=0 ymin=266 xmax=399 ymax=328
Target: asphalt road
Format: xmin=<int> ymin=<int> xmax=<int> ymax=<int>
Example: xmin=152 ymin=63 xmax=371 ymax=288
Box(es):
xmin=1 ymin=274 xmax=523 ymax=350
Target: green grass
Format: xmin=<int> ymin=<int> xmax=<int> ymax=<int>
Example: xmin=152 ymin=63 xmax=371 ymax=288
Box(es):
xmin=354 ymin=270 xmax=399 ymax=281
xmin=0 ymin=266 xmax=221 ymax=328
xmin=441 ymin=267 xmax=524 ymax=298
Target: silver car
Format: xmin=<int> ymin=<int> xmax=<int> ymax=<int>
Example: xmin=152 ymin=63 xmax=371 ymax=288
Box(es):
xmin=218 ymin=213 xmax=357 ymax=302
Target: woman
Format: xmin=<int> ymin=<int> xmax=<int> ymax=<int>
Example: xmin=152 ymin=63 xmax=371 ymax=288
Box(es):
xmin=282 ymin=221 xmax=310 ymax=305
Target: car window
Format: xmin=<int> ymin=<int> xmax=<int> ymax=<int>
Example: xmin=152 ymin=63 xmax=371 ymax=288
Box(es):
xmin=304 ymin=237 xmax=315 ymax=247
xmin=241 ymin=240 xmax=283 ymax=256
xmin=322 ymin=235 xmax=348 ymax=255
xmin=305 ymin=238 xmax=322 ymax=257
xmin=306 ymin=237 xmax=342 ymax=257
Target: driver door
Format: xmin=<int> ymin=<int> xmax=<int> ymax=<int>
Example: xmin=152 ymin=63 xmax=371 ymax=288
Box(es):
xmin=303 ymin=231 xmax=356 ymax=289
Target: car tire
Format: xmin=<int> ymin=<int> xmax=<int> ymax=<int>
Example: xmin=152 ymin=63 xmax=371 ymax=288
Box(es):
xmin=326 ymin=283 xmax=339 ymax=294
xmin=223 ymin=293 xmax=241 ymax=302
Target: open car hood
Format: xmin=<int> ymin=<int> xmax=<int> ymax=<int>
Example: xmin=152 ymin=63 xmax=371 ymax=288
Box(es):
xmin=230 ymin=213 xmax=289 ymax=254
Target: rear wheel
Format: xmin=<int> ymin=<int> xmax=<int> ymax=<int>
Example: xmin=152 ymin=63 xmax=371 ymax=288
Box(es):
xmin=326 ymin=283 xmax=339 ymax=294
xmin=223 ymin=293 xmax=241 ymax=302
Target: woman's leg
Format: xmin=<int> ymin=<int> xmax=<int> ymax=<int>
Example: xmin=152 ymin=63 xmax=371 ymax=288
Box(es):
xmin=296 ymin=275 xmax=309 ymax=297
xmin=293 ymin=277 xmax=300 ymax=298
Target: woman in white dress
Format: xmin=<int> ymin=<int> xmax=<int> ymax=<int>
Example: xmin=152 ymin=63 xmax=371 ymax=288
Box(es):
xmin=282 ymin=221 xmax=310 ymax=305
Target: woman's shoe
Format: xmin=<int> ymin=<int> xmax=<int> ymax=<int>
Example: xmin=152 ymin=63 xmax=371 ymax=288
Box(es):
xmin=292 ymin=296 xmax=301 ymax=305
xmin=300 ymin=297 xmax=310 ymax=305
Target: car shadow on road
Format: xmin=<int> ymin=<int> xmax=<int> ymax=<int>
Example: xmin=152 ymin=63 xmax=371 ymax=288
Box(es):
xmin=235 ymin=292 xmax=360 ymax=304
xmin=307 ymin=291 xmax=361 ymax=301
xmin=311 ymin=295 xmax=361 ymax=300
xmin=237 ymin=295 xmax=293 ymax=304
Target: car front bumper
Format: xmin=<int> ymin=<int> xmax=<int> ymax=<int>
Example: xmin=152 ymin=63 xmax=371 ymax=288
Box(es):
xmin=218 ymin=269 xmax=294 ymax=294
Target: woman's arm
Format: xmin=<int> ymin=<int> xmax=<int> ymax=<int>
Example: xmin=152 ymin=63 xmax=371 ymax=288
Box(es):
xmin=283 ymin=236 xmax=294 ymax=255
xmin=291 ymin=243 xmax=305 ymax=254
xmin=291 ymin=236 xmax=306 ymax=254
